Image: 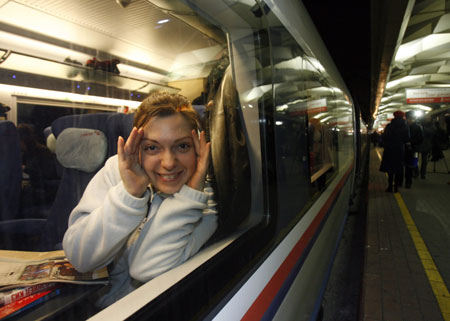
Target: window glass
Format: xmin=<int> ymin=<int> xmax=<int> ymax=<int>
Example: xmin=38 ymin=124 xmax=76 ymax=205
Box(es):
xmin=189 ymin=0 xmax=273 ymax=226
xmin=263 ymin=6 xmax=354 ymax=230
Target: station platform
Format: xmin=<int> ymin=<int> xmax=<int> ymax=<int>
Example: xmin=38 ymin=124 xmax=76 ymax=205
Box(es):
xmin=359 ymin=147 xmax=450 ymax=321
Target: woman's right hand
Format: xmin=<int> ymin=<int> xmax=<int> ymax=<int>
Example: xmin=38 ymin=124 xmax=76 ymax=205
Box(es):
xmin=118 ymin=127 xmax=150 ymax=197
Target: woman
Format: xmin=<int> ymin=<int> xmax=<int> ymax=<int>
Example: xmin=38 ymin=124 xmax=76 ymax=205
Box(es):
xmin=63 ymin=92 xmax=218 ymax=307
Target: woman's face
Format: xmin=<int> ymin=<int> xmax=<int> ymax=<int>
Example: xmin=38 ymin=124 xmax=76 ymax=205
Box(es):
xmin=140 ymin=114 xmax=197 ymax=194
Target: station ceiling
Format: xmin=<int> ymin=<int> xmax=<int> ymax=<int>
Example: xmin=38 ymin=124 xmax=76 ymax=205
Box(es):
xmin=304 ymin=0 xmax=450 ymax=128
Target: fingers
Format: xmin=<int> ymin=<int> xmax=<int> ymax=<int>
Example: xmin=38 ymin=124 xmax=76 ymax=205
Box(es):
xmin=187 ymin=138 xmax=210 ymax=191
xmin=192 ymin=130 xmax=210 ymax=157
xmin=117 ymin=136 xmax=125 ymax=161
xmin=192 ymin=129 xmax=201 ymax=156
xmin=200 ymin=141 xmax=211 ymax=170
xmin=124 ymin=127 xmax=144 ymax=155
xmin=196 ymin=131 xmax=211 ymax=172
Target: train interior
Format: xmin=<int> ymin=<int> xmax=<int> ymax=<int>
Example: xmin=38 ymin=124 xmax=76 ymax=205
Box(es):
xmin=0 ymin=0 xmax=360 ymax=319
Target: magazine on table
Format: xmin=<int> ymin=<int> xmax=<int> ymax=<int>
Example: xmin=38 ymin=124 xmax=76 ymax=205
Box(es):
xmin=0 ymin=286 xmax=62 ymax=319
xmin=0 ymin=283 xmax=58 ymax=307
xmin=0 ymin=250 xmax=108 ymax=291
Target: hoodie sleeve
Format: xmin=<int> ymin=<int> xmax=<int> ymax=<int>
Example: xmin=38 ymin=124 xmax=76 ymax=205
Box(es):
xmin=63 ymin=155 xmax=150 ymax=273
xmin=128 ymin=184 xmax=218 ymax=282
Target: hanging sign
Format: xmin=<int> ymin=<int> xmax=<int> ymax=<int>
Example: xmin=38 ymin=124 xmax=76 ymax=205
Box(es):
xmin=406 ymin=88 xmax=450 ymax=104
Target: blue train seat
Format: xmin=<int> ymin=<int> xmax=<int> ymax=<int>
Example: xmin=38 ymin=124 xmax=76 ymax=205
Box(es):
xmin=45 ymin=112 xmax=134 ymax=249
xmin=0 ymin=113 xmax=134 ymax=250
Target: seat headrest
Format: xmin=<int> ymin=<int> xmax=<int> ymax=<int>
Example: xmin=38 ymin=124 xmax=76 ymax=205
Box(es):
xmin=56 ymin=128 xmax=107 ymax=173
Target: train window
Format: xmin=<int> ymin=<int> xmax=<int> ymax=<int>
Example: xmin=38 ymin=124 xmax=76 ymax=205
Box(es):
xmin=262 ymin=5 xmax=354 ymax=231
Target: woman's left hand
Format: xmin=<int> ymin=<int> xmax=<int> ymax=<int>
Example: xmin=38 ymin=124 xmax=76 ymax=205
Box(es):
xmin=187 ymin=130 xmax=211 ymax=191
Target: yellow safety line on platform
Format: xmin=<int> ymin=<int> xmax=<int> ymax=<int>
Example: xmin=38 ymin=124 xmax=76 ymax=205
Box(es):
xmin=394 ymin=193 xmax=450 ymax=320
xmin=375 ymin=148 xmax=382 ymax=161
xmin=375 ymin=149 xmax=450 ymax=320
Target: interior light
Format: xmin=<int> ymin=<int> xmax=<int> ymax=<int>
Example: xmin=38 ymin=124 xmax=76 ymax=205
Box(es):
xmin=0 ymin=30 xmax=90 ymax=66
xmin=395 ymin=34 xmax=450 ymax=63
xmin=320 ymin=116 xmax=333 ymax=123
xmin=276 ymin=104 xmax=288 ymax=111
xmin=0 ymin=84 xmax=141 ymax=108
xmin=245 ymin=85 xmax=271 ymax=102
xmin=414 ymin=110 xmax=424 ymax=117
xmin=157 ymin=19 xmax=170 ymax=24
xmin=386 ymin=75 xmax=428 ymax=90
xmin=408 ymin=104 xmax=433 ymax=111
xmin=313 ymin=112 xmax=329 ymax=119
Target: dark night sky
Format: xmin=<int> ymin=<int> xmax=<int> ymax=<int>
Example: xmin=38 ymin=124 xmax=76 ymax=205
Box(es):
xmin=302 ymin=0 xmax=371 ymax=118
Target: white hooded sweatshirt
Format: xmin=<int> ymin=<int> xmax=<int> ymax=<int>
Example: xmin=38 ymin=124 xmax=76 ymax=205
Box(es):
xmin=63 ymin=155 xmax=218 ymax=307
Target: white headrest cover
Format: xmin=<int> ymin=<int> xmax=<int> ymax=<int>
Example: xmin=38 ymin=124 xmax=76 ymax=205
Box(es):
xmin=56 ymin=128 xmax=107 ymax=173
xmin=46 ymin=133 xmax=56 ymax=153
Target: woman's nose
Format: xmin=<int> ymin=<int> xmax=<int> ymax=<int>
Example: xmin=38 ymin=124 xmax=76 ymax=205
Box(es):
xmin=161 ymin=150 xmax=176 ymax=170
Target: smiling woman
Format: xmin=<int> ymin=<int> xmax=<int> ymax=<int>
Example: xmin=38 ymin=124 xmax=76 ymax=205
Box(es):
xmin=63 ymin=92 xmax=217 ymax=308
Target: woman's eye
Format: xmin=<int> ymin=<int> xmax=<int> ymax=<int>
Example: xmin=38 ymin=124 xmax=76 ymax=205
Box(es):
xmin=178 ymin=143 xmax=191 ymax=152
xmin=144 ymin=145 xmax=157 ymax=152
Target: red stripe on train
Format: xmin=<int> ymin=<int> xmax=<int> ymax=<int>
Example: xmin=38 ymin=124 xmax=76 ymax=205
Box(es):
xmin=242 ymin=164 xmax=353 ymax=320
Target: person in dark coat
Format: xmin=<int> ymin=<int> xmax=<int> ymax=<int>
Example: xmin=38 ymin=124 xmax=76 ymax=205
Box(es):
xmin=379 ymin=111 xmax=410 ymax=192
xmin=416 ymin=117 xmax=434 ymax=179
xmin=431 ymin=121 xmax=449 ymax=161
xmin=404 ymin=111 xmax=423 ymax=188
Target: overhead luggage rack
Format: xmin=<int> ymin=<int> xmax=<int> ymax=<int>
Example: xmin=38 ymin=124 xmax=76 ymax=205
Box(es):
xmin=0 ymin=49 xmax=180 ymax=95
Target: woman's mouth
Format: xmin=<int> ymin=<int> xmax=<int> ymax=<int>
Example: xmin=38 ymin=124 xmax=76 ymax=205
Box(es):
xmin=158 ymin=172 xmax=181 ymax=182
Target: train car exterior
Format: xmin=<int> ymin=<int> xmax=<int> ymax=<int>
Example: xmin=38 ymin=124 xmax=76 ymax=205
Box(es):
xmin=0 ymin=0 xmax=360 ymax=320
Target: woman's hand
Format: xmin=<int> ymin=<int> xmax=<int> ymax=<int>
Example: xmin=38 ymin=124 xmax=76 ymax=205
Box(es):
xmin=118 ymin=127 xmax=150 ymax=197
xmin=187 ymin=130 xmax=211 ymax=191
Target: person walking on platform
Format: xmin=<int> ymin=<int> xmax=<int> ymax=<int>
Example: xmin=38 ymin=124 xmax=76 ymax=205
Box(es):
xmin=380 ymin=110 xmax=410 ymax=193
xmin=404 ymin=111 xmax=423 ymax=188
xmin=416 ymin=117 xmax=434 ymax=179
